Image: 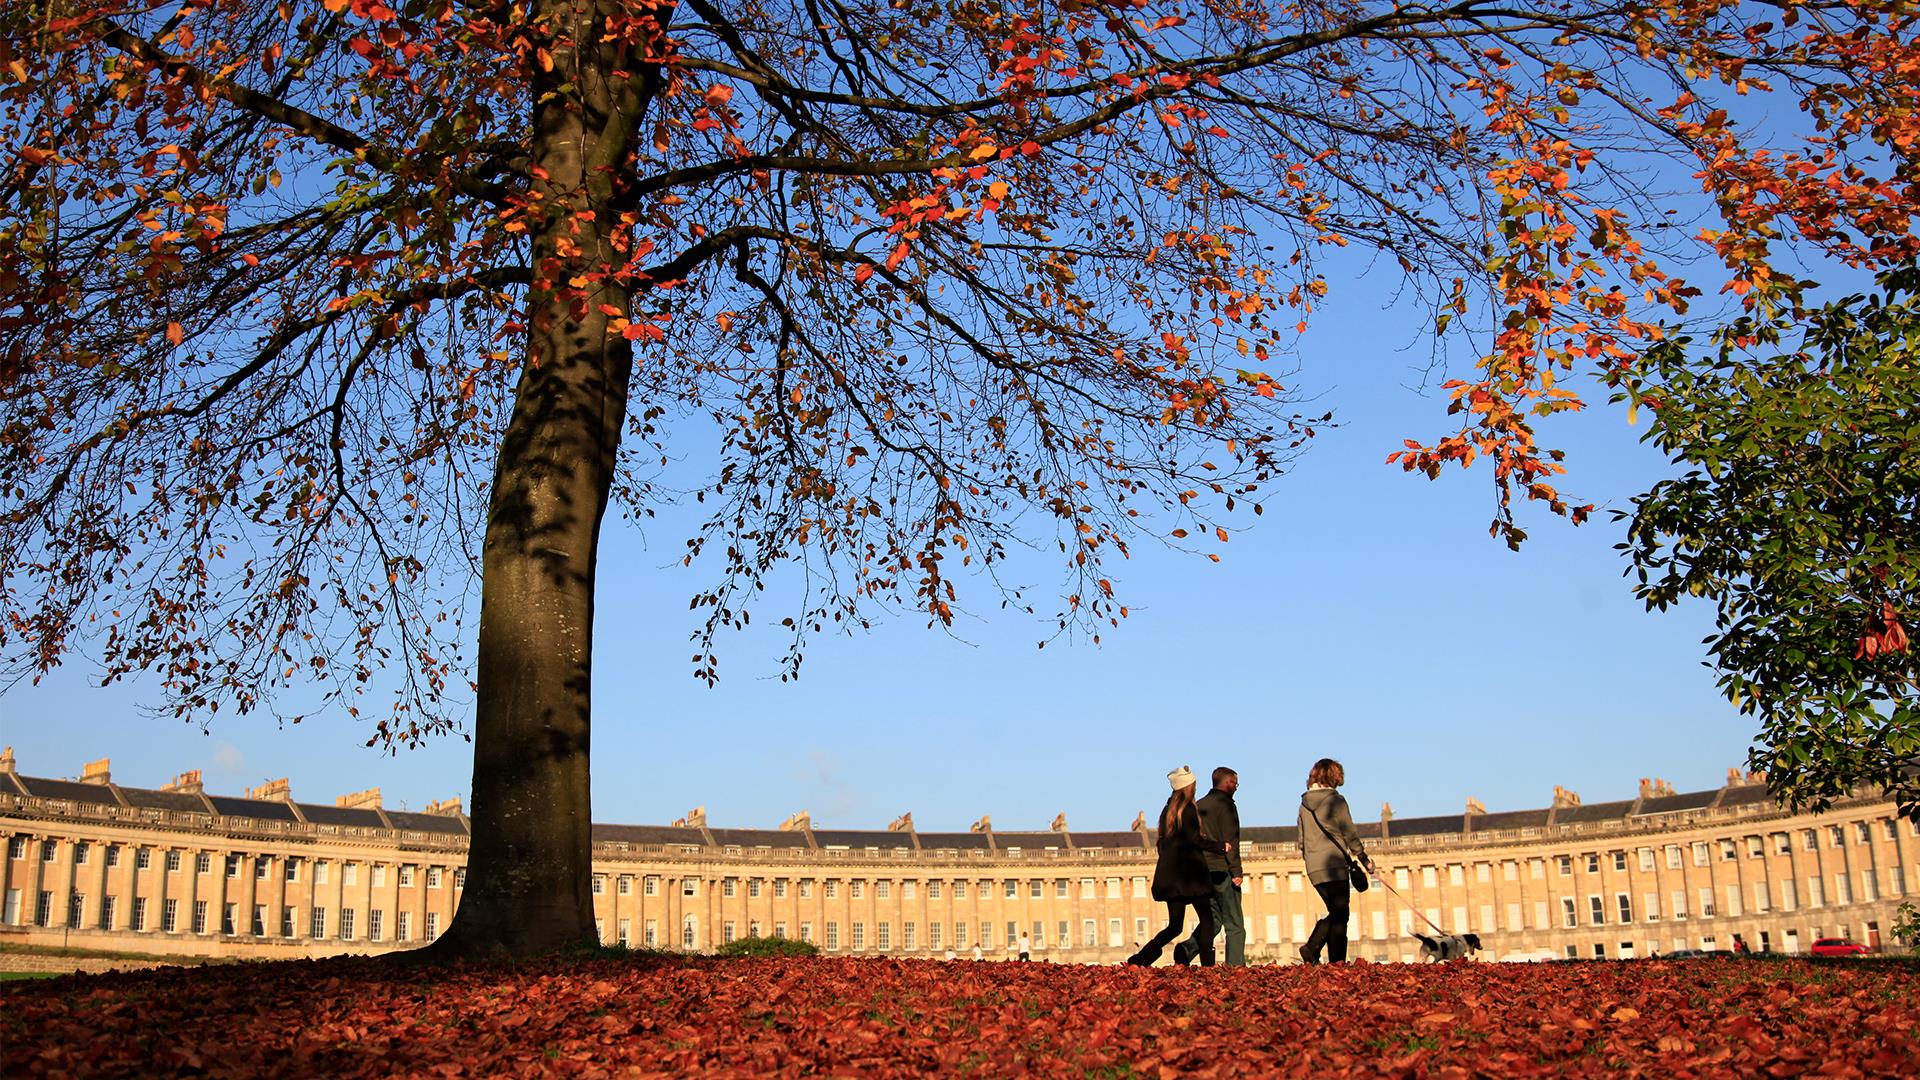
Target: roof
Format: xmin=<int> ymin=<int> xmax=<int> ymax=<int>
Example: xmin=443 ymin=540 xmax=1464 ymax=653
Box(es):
xmin=811 ymin=829 xmax=914 ymax=850
xmin=120 ymin=787 xmax=212 ymax=813
xmin=1634 ymin=790 xmax=1720 ymax=815
xmin=1068 ymin=831 xmax=1146 ymax=849
xmin=1471 ymin=808 xmax=1551 ymax=831
xmin=205 ymin=795 xmax=299 ymax=823
xmin=15 ymin=776 xmax=122 ymax=807
xmin=383 ymin=810 xmax=467 ymax=836
xmin=1716 ymin=785 xmax=1779 ymax=808
xmin=0 ymin=774 xmax=25 ymax=796
xmin=1554 ymin=799 xmax=1636 ymax=824
xmin=1390 ymin=814 xmax=1466 ymax=837
xmin=990 ymin=831 xmax=1062 ymax=849
xmin=1241 ymin=825 xmax=1299 ymax=845
xmin=914 ymin=832 xmax=992 ymax=850
xmin=708 ymin=828 xmax=809 ymax=849
xmin=296 ymin=803 xmax=388 ymax=829
xmin=592 ymin=823 xmax=706 ymax=846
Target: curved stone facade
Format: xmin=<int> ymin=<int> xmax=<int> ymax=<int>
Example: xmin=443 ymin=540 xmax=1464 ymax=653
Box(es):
xmin=1 ymin=751 xmax=1914 ymax=963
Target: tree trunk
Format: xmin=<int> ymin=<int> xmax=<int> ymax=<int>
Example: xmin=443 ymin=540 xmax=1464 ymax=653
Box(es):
xmin=426 ymin=0 xmax=654 ymax=960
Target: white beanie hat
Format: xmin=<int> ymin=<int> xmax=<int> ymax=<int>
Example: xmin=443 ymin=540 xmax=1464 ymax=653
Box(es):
xmin=1167 ymin=765 xmax=1196 ymax=791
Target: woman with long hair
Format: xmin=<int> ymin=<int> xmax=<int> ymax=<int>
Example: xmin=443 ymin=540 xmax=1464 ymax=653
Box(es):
xmin=1297 ymin=757 xmax=1372 ymax=964
xmin=1127 ymin=765 xmax=1231 ymax=966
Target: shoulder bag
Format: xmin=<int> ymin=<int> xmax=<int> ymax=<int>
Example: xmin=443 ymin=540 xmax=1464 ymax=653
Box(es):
xmin=1305 ymin=800 xmax=1370 ymax=893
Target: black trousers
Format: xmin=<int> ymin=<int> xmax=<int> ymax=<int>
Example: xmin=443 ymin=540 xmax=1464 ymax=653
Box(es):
xmin=1303 ymin=877 xmax=1351 ymax=963
xmin=1128 ymin=897 xmax=1217 ymax=966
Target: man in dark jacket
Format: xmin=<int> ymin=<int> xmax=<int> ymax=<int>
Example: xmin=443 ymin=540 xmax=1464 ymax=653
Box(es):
xmin=1175 ymin=766 xmax=1245 ymax=965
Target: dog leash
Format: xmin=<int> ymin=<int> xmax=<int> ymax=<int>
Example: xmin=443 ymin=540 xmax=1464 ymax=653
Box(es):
xmin=1369 ymin=871 xmax=1447 ymax=936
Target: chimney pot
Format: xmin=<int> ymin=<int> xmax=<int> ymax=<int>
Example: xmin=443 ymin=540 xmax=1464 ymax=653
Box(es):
xmin=335 ymin=787 xmax=381 ymax=809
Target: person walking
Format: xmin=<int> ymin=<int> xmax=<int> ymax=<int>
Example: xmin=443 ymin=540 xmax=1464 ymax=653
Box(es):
xmin=1176 ymin=766 xmax=1245 ymax=966
xmin=1018 ymin=932 xmax=1032 ymax=961
xmin=1297 ymin=757 xmax=1372 ymax=964
xmin=1127 ymin=765 xmax=1231 ymax=967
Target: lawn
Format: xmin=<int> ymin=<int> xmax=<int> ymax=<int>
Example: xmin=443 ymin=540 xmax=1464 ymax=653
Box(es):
xmin=2 ymin=954 xmax=1915 ymax=1076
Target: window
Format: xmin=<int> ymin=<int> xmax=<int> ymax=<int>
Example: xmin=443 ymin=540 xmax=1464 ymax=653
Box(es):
xmin=41 ymin=840 xmax=58 ymax=864
xmin=1275 ymin=874 xmax=1288 ymax=894
xmin=1803 ymin=828 xmax=1819 ymax=851
xmin=981 ymin=922 xmax=995 ymax=947
xmin=398 ymin=865 xmax=415 ymax=888
xmin=1782 ymin=879 xmax=1798 ymax=911
xmin=1504 ymin=861 xmax=1519 ymax=881
xmin=1056 ymin=920 xmax=1069 ymax=947
xmin=30 ymin=891 xmax=48 ymax=927
xmin=724 ymin=921 xmax=738 ymax=945
xmin=454 ymin=868 xmax=466 ymax=890
xmin=776 ymin=879 xmax=790 ymax=898
xmin=1644 ymin=893 xmax=1660 ymax=922
xmin=1612 ymin=852 xmax=1627 ymax=872
xmin=339 ymin=909 xmax=356 ymax=939
xmin=617 ymin=918 xmax=630 ymax=947
xmin=1556 ymin=856 xmax=1572 ymax=875
xmin=1592 ymin=943 xmax=1606 ymax=959
xmin=724 ymin=879 xmax=737 ymax=898
xmin=226 ymin=854 xmax=241 ymax=878
xmin=5 ymin=837 xmax=23 ymax=860
xmin=1083 ymin=919 xmax=1098 ymax=947
xmin=1698 ymin=888 xmax=1716 ymax=918
xmin=644 ymin=875 xmax=659 ymax=896
xmin=344 ymin=863 xmax=359 ymax=886
xmin=922 ymin=880 xmax=935 ymax=900
xmin=1753 ymin=881 xmax=1771 ymax=913
xmin=1561 ymin=898 xmax=1577 ymax=928
xmin=1671 ymin=890 xmax=1688 ymax=919
xmin=1106 ymin=878 xmax=1121 ymax=899
xmin=1692 ymin=842 xmax=1710 ymax=866
xmin=1725 ymin=884 xmax=1743 ymax=917
xmin=1006 ymin=921 xmax=1018 ymax=947
xmin=1476 ymin=863 xmax=1491 ymax=884
xmin=99 ymin=895 xmax=116 ymax=929
xmin=192 ymin=900 xmax=207 ymax=935
xmin=592 ymin=875 xmax=605 ymax=895
xmin=826 ymin=922 xmax=839 ymax=950
xmin=256 ymin=856 xmax=271 ymax=880
xmin=1585 ymin=854 xmax=1600 ymax=874
xmin=166 ymin=850 xmax=182 ymax=872
xmin=874 ymin=881 xmax=887 ymax=899
xmin=1004 ymin=879 xmax=1017 ymax=898
xmin=1617 ymin=894 xmax=1632 ymax=923
xmin=1835 ymin=874 xmax=1853 ymax=905
xmin=426 ymin=913 xmax=439 ymax=942
xmin=875 ymin=923 xmax=889 ymax=949
xmin=75 ymin=842 xmax=90 ymax=866
xmin=824 ymin=880 xmax=838 ymax=899
xmin=1107 ymin=919 xmax=1122 ymax=948
xmin=748 ymin=878 xmax=762 ymax=898
xmin=1055 ymin=880 xmax=1068 ymax=898
xmin=953 ymin=923 xmax=967 ymax=948
xmin=1637 ymin=848 xmax=1655 ymax=871
xmin=1748 ymin=836 xmax=1764 ymax=858
xmin=1665 ymin=845 xmax=1682 ymax=869
xmin=371 ymin=865 xmax=387 ymax=888
xmin=1132 ymin=877 xmax=1147 ymax=898
xmin=1395 ymin=868 xmax=1411 ymax=889
xmin=928 ymin=922 xmax=941 ymax=949
xmin=397 ymin=912 xmax=411 ymax=942
xmin=1720 ymin=839 xmax=1737 ymax=861
xmin=221 ymin=902 xmax=235 ymax=936
xmin=1807 ymin=877 xmax=1825 ymax=908
xmin=312 ymin=907 xmax=327 ymax=938
xmin=1029 ymin=880 xmax=1043 ymax=899
xmin=682 ymin=878 xmax=698 ymax=897
xmin=682 ymin=918 xmax=697 ymax=949
xmin=1589 ymin=895 xmax=1605 ymax=925
xmin=281 ymin=906 xmax=296 ymax=937
xmin=1775 ymin=832 xmax=1792 ymax=854
xmin=1857 ymin=821 xmax=1872 ymax=844
xmin=106 ymin=845 xmax=122 ymax=868
xmin=852 ymin=922 xmax=866 ymax=949
xmin=1422 ymin=866 xmax=1438 ymax=888
xmin=953 ymin=881 xmax=966 ymax=899
xmin=1532 ymin=901 xmax=1549 ymax=930
xmin=284 ymin=859 xmax=300 ymax=883
xmin=428 ymin=867 xmax=443 ymax=889
xmin=315 ymin=861 xmax=330 ymax=886
xmin=645 ymin=920 xmax=659 ymax=946
xmin=164 ymin=898 xmax=179 ymax=933
xmin=369 ymin=910 xmax=384 ymax=941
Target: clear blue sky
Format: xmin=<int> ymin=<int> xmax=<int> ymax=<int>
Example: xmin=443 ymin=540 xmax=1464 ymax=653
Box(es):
xmin=4 ymin=238 xmax=1788 ymax=835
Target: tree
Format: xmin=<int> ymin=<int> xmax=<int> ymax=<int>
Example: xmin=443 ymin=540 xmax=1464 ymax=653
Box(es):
xmin=1619 ymin=264 xmax=1919 ymax=819
xmin=5 ymin=1 xmax=1919 ymax=956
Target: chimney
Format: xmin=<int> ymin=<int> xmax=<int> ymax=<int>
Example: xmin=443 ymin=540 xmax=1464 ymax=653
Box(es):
xmin=247 ymin=778 xmax=291 ymax=802
xmin=969 ymin=814 xmax=992 ymax=834
xmin=778 ymin=810 xmax=811 ymax=832
xmin=1552 ymin=785 xmax=1581 ymax=809
xmin=1638 ymin=777 xmax=1654 ymax=799
xmin=1050 ymin=812 xmax=1068 ymax=832
xmin=1464 ymin=797 xmax=1486 ymax=816
xmin=81 ymin=758 xmax=111 ymax=785
xmin=0 ymin=746 xmax=15 ymax=774
xmin=422 ymin=797 xmax=463 ymax=816
xmin=887 ymin=812 xmax=914 ymax=832
xmin=1129 ymin=810 xmax=1147 ymax=833
xmin=335 ymin=787 xmax=382 ymax=809
xmin=1653 ymin=778 xmax=1676 ymax=797
xmin=162 ymin=769 xmax=203 ymax=794
xmin=682 ymin=806 xmax=707 ymax=828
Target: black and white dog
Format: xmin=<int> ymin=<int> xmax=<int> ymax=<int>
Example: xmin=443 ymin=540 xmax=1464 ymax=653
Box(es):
xmin=1413 ymin=932 xmax=1483 ymax=962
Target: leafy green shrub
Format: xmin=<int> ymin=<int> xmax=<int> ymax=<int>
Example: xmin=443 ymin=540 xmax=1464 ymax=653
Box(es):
xmin=714 ymin=936 xmax=818 ymax=959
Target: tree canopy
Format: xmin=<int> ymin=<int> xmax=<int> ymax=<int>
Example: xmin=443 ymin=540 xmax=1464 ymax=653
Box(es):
xmin=1621 ymin=264 xmax=1919 ymax=819
xmin=5 ymin=0 xmax=1920 ymax=952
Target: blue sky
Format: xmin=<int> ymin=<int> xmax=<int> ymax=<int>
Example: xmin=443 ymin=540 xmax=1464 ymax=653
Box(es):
xmin=4 ymin=248 xmax=1776 ymax=836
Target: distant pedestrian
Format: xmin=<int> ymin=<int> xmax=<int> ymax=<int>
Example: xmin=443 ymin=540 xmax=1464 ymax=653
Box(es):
xmin=1177 ymin=766 xmax=1246 ymax=966
xmin=1127 ymin=765 xmax=1231 ymax=966
xmin=945 ymin=947 xmax=956 ymax=961
xmin=1018 ymin=932 xmax=1031 ymax=961
xmin=971 ymin=944 xmax=983 ymax=961
xmin=1297 ymin=757 xmax=1373 ymax=964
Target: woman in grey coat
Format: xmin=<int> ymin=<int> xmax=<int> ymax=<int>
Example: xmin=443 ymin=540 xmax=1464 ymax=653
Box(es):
xmin=1297 ymin=757 xmax=1373 ymax=964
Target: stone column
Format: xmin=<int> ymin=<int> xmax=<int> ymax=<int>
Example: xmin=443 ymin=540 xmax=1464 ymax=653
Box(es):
xmin=271 ymin=853 xmax=288 ymax=940
xmin=0 ymin=830 xmax=14 ymax=925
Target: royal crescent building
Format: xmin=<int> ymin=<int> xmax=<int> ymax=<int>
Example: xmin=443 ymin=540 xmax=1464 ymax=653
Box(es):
xmin=1 ymin=748 xmax=1915 ymax=964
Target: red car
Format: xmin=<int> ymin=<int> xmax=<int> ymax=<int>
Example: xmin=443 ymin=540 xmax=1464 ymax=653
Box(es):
xmin=1810 ymin=937 xmax=1870 ymax=958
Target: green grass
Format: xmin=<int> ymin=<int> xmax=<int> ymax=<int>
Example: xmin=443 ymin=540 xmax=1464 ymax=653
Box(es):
xmin=0 ymin=971 xmax=63 ymax=982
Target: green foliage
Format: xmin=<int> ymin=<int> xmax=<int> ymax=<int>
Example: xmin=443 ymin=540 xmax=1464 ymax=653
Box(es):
xmin=1895 ymin=902 xmax=1920 ymax=955
xmin=713 ymin=936 xmax=818 ymax=959
xmin=1619 ymin=265 xmax=1920 ymax=818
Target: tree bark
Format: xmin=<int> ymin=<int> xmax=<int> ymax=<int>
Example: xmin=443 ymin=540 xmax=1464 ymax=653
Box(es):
xmin=426 ymin=0 xmax=655 ymax=960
